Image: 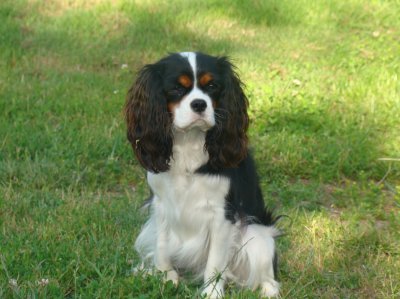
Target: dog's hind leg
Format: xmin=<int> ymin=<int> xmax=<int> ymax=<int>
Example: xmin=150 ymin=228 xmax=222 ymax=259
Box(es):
xmin=233 ymin=224 xmax=280 ymax=297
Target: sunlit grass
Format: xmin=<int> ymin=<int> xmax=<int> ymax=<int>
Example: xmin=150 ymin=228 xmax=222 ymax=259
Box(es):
xmin=1 ymin=0 xmax=399 ymax=297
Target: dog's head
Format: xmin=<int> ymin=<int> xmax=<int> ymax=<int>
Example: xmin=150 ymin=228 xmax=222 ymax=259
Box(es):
xmin=125 ymin=52 xmax=249 ymax=173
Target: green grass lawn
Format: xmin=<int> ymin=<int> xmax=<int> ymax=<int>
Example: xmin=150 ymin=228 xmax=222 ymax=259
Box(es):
xmin=1 ymin=0 xmax=399 ymax=297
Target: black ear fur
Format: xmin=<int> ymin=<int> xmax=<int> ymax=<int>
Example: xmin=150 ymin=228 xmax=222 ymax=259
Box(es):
xmin=124 ymin=63 xmax=172 ymax=173
xmin=205 ymin=57 xmax=249 ymax=170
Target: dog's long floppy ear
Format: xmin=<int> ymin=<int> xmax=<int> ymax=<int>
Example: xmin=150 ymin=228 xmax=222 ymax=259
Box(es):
xmin=125 ymin=63 xmax=172 ymax=173
xmin=205 ymin=57 xmax=249 ymax=170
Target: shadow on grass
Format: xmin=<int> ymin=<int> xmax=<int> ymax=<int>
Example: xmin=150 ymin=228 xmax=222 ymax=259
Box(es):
xmin=255 ymin=106 xmax=386 ymax=181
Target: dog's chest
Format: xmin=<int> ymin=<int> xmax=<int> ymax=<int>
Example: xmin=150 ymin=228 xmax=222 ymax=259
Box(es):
xmin=148 ymin=171 xmax=230 ymax=235
xmin=147 ymin=129 xmax=231 ymax=236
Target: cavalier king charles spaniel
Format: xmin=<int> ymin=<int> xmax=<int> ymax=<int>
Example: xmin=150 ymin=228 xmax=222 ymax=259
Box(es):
xmin=125 ymin=52 xmax=279 ymax=298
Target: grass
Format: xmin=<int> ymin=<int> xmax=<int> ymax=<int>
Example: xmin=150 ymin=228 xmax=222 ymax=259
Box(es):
xmin=1 ymin=0 xmax=399 ymax=297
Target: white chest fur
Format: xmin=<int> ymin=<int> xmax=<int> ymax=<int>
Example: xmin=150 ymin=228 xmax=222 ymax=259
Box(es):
xmin=147 ymin=129 xmax=230 ymax=238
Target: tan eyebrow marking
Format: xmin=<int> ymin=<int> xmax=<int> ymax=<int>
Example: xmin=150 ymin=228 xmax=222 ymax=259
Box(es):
xmin=199 ymin=72 xmax=213 ymax=86
xmin=178 ymin=75 xmax=192 ymax=88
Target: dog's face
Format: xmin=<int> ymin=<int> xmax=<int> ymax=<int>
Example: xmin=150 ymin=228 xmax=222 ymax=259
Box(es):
xmin=125 ymin=52 xmax=249 ymax=173
xmin=163 ymin=52 xmax=221 ymax=131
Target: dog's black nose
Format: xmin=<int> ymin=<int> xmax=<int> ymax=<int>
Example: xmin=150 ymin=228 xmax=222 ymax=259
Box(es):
xmin=190 ymin=99 xmax=207 ymax=113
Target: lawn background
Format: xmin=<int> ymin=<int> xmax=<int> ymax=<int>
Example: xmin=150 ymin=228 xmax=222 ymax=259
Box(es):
xmin=1 ymin=0 xmax=399 ymax=298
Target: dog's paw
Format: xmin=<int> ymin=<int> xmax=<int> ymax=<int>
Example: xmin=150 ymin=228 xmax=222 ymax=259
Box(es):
xmin=201 ymin=282 xmax=224 ymax=298
xmin=260 ymin=279 xmax=280 ymax=298
xmin=164 ymin=270 xmax=179 ymax=285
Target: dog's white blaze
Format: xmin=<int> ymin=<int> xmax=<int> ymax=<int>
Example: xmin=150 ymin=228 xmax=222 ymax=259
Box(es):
xmin=179 ymin=51 xmax=197 ymax=79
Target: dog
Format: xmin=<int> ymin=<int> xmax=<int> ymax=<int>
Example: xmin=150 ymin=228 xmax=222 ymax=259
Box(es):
xmin=124 ymin=52 xmax=280 ymax=298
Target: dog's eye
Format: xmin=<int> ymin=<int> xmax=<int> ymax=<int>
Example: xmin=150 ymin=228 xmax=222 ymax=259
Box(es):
xmin=205 ymin=82 xmax=218 ymax=90
xmin=168 ymin=85 xmax=186 ymax=96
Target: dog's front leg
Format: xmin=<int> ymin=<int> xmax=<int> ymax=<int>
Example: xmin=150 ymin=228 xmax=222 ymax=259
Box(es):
xmin=202 ymin=219 xmax=234 ymax=298
xmin=154 ymin=209 xmax=179 ymax=284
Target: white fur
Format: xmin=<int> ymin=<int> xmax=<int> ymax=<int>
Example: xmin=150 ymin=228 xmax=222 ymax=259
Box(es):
xmin=134 ymin=52 xmax=279 ymax=298
xmin=180 ymin=51 xmax=197 ymax=74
